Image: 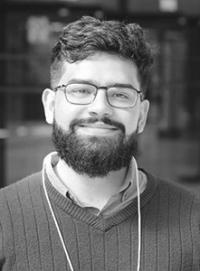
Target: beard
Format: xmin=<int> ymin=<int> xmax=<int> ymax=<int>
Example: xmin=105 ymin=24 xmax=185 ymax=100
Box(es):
xmin=52 ymin=117 xmax=139 ymax=178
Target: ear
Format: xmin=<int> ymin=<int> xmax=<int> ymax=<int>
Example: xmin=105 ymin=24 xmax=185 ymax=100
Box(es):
xmin=137 ymin=100 xmax=150 ymax=134
xmin=42 ymin=88 xmax=56 ymax=124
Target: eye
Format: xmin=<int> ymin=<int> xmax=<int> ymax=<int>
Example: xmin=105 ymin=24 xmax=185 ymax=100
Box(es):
xmin=112 ymin=91 xmax=130 ymax=100
xmin=72 ymin=88 xmax=91 ymax=94
xmin=67 ymin=84 xmax=94 ymax=96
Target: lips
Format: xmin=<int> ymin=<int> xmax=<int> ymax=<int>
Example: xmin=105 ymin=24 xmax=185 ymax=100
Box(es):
xmin=70 ymin=118 xmax=125 ymax=134
xmin=78 ymin=122 xmax=118 ymax=130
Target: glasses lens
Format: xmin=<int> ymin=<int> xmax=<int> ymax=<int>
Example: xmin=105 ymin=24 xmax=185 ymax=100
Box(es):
xmin=107 ymin=87 xmax=138 ymax=108
xmin=65 ymin=84 xmax=96 ymax=104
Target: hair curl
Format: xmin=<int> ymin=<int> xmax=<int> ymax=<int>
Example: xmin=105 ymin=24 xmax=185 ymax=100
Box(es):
xmin=51 ymin=16 xmax=154 ymax=93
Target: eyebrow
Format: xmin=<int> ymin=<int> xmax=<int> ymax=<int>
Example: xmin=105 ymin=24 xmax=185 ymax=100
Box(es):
xmin=66 ymin=79 xmax=139 ymax=90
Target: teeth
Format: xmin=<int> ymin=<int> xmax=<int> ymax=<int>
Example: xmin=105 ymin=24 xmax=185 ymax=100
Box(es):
xmin=82 ymin=125 xmax=115 ymax=129
xmin=77 ymin=122 xmax=118 ymax=130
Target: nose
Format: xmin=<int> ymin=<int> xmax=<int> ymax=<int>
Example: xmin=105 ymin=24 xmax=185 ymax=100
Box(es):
xmin=88 ymin=88 xmax=113 ymax=118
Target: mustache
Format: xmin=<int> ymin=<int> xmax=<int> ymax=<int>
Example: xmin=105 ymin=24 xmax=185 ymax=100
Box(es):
xmin=69 ymin=117 xmax=125 ymax=133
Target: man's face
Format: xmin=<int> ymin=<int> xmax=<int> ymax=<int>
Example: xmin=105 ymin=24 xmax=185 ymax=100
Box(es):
xmin=42 ymin=52 xmax=149 ymax=177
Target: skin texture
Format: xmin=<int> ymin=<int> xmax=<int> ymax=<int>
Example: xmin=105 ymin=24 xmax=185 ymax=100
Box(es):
xmin=43 ymin=52 xmax=149 ymax=136
xmin=42 ymin=52 xmax=150 ymax=208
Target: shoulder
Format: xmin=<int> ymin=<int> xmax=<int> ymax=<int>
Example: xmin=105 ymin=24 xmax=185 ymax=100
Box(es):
xmin=0 ymin=171 xmax=42 ymax=206
xmin=159 ymin=176 xmax=199 ymax=201
xmin=145 ymin=171 xmax=200 ymax=214
xmin=0 ymin=172 xmax=44 ymax=262
xmin=146 ymin=170 xmax=198 ymax=198
xmin=0 ymin=171 xmax=44 ymax=235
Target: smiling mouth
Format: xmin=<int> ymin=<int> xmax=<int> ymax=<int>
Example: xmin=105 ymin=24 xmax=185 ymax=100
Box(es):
xmin=78 ymin=123 xmax=118 ymax=130
xmin=76 ymin=123 xmax=119 ymax=135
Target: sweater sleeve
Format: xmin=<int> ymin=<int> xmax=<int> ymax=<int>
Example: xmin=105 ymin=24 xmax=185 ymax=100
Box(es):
xmin=0 ymin=220 xmax=5 ymax=270
xmin=191 ymin=195 xmax=200 ymax=267
xmin=0 ymin=188 xmax=15 ymax=271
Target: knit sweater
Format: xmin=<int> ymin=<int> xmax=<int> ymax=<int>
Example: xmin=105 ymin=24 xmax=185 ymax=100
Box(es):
xmin=0 ymin=171 xmax=199 ymax=271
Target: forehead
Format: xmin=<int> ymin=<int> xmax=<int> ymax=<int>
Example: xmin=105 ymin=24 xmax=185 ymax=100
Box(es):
xmin=58 ymin=52 xmax=140 ymax=89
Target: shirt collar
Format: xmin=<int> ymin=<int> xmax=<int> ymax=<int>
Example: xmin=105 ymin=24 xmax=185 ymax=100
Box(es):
xmin=43 ymin=152 xmax=147 ymax=215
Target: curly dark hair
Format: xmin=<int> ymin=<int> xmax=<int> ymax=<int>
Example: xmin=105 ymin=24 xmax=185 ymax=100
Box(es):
xmin=51 ymin=16 xmax=154 ymax=94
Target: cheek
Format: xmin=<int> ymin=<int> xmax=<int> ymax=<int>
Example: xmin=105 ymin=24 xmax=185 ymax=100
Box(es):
xmin=125 ymin=120 xmax=138 ymax=135
xmin=54 ymin=99 xmax=73 ymax=129
xmin=121 ymin=111 xmax=140 ymax=136
xmin=54 ymin=98 xmax=85 ymax=130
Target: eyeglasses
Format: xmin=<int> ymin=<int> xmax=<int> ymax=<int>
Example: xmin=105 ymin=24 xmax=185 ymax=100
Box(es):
xmin=54 ymin=83 xmax=143 ymax=108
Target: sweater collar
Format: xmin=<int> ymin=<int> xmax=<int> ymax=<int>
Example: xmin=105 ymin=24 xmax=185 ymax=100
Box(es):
xmin=43 ymin=152 xmax=147 ymax=216
xmin=42 ymin=162 xmax=158 ymax=231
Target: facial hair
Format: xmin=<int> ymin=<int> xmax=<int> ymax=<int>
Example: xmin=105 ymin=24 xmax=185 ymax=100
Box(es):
xmin=52 ymin=117 xmax=139 ymax=178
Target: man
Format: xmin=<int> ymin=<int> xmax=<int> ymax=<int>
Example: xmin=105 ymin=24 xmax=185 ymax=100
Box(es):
xmin=0 ymin=16 xmax=199 ymax=271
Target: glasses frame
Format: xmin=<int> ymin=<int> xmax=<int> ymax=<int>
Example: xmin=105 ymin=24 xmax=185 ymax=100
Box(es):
xmin=54 ymin=83 xmax=143 ymax=109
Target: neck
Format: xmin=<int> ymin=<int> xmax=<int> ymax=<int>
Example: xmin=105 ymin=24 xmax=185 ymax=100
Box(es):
xmin=55 ymin=159 xmax=128 ymax=210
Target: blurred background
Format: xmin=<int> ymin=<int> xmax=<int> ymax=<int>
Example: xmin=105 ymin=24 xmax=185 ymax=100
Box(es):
xmin=0 ymin=0 xmax=200 ymax=195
